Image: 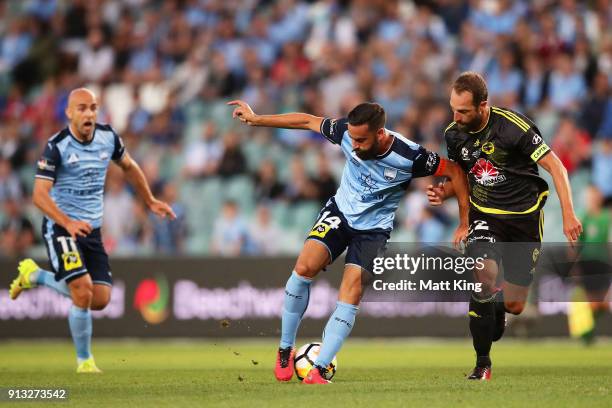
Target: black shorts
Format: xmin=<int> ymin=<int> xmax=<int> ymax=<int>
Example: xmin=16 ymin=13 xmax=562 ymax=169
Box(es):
xmin=306 ymin=198 xmax=390 ymax=273
xmin=466 ymin=208 xmax=543 ymax=286
xmin=42 ymin=218 xmax=112 ymax=286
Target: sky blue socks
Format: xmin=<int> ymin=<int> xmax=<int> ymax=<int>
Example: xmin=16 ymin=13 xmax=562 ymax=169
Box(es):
xmin=315 ymin=301 xmax=359 ymax=367
xmin=280 ymin=271 xmax=312 ymax=349
xmin=68 ymin=305 xmax=92 ymax=363
xmin=35 ymin=269 xmax=71 ymax=298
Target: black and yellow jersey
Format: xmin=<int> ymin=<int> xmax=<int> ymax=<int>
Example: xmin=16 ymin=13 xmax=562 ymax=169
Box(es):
xmin=445 ymin=106 xmax=551 ymax=216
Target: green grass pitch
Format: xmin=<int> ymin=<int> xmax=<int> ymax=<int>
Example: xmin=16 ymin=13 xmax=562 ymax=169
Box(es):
xmin=0 ymin=339 xmax=610 ymax=407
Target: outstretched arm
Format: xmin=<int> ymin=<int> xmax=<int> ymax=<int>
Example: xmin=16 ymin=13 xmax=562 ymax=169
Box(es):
xmin=537 ymin=152 xmax=582 ymax=244
xmin=228 ymin=100 xmax=323 ymax=131
xmin=115 ymin=152 xmax=176 ymax=220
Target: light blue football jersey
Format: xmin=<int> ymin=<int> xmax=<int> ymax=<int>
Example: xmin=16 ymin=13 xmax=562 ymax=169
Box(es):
xmin=320 ymin=118 xmax=442 ymax=231
xmin=35 ymin=124 xmax=126 ymax=229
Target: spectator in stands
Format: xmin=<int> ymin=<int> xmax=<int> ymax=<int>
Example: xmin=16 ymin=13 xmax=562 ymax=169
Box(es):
xmin=247 ymin=205 xmax=283 ymax=255
xmin=151 ymin=181 xmax=187 ymax=254
xmin=254 ymin=159 xmax=285 ymax=202
xmin=551 ymin=116 xmax=591 ymax=175
xmin=0 ymin=197 xmax=35 ymax=258
xmin=211 ymin=200 xmax=249 ymax=256
xmin=183 ymin=122 xmax=222 ymax=179
xmin=592 ymin=135 xmax=612 ymax=206
xmin=217 ymin=130 xmax=247 ymax=178
xmin=284 ymin=156 xmax=318 ymax=204
xmin=548 ymin=51 xmax=587 ymax=112
xmin=313 ymin=152 xmax=338 ymax=206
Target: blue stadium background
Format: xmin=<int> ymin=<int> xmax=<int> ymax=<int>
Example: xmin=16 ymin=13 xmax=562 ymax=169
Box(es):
xmin=0 ymin=0 xmax=611 ymax=259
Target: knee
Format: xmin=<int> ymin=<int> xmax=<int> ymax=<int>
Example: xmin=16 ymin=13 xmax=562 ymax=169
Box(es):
xmin=294 ymin=262 xmax=320 ymax=279
xmin=91 ymin=295 xmax=110 ymax=311
xmin=71 ymin=287 xmax=93 ymax=308
xmin=475 ymin=281 xmax=497 ymax=297
xmin=505 ymin=301 xmax=525 ymax=315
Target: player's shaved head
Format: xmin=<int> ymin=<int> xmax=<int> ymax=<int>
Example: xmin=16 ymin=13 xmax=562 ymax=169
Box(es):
xmin=66 ymin=88 xmax=98 ymax=141
xmin=68 ymin=87 xmax=97 ymax=106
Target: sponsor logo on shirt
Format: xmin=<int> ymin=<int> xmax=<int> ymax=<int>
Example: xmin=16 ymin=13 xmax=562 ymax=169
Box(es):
xmin=37 ymin=159 xmax=55 ymax=172
xmin=470 ymin=158 xmax=507 ymax=186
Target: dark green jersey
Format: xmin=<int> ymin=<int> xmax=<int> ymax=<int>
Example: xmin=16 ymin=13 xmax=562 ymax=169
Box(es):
xmin=579 ymin=210 xmax=610 ymax=261
xmin=445 ymin=106 xmax=551 ymax=216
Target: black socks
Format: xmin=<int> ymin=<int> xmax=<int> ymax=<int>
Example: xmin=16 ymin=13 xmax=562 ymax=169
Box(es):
xmin=469 ymin=292 xmax=496 ymax=366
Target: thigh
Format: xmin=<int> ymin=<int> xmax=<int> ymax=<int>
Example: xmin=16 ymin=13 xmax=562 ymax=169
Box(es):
xmin=79 ymin=229 xmax=113 ymax=286
xmin=345 ymin=230 xmax=389 ymax=274
xmin=466 ymin=210 xmax=503 ymax=271
xmin=305 ymin=201 xmax=351 ymax=266
xmin=294 ymin=239 xmax=333 ymax=279
xmin=501 ymin=211 xmax=542 ymax=287
xmin=42 ymin=218 xmax=88 ymax=283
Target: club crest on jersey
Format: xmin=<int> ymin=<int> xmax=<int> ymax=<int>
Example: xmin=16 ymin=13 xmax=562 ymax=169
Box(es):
xmin=99 ymin=151 xmax=109 ymax=160
xmin=383 ymin=167 xmax=397 ymax=181
xmin=470 ymin=158 xmax=506 ymax=186
xmin=461 ymin=147 xmax=469 ymax=160
xmin=67 ymin=153 xmax=80 ymax=165
xmin=481 ymin=142 xmax=495 ymax=155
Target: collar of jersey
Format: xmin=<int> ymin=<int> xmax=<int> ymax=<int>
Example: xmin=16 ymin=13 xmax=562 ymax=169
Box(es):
xmin=68 ymin=125 xmax=95 ymax=146
xmin=375 ymin=130 xmax=395 ymax=159
xmin=468 ymin=107 xmax=492 ymax=135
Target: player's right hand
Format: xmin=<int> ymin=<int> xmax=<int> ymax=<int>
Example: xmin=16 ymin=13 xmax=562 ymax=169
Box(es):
xmin=227 ymin=100 xmax=257 ymax=125
xmin=426 ymin=182 xmax=445 ymax=206
xmin=64 ymin=219 xmax=93 ymax=240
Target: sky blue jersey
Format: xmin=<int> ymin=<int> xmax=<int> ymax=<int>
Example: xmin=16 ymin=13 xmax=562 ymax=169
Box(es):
xmin=35 ymin=123 xmax=126 ymax=229
xmin=320 ymin=118 xmax=442 ymax=231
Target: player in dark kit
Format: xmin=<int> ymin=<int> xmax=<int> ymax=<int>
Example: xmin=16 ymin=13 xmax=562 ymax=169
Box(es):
xmin=427 ymin=72 xmax=583 ymax=380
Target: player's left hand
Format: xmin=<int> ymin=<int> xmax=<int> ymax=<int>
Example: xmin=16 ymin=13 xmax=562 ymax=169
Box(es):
xmin=563 ymin=212 xmax=582 ymax=246
xmin=453 ymin=223 xmax=469 ymax=251
xmin=149 ymin=199 xmax=177 ymax=220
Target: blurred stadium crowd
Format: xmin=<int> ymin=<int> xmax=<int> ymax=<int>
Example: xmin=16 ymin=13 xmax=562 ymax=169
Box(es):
xmin=0 ymin=0 xmax=611 ymax=258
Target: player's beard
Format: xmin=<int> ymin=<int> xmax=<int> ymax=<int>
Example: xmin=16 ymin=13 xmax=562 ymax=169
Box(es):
xmin=353 ymin=139 xmax=380 ymax=160
xmin=457 ymin=111 xmax=484 ymax=132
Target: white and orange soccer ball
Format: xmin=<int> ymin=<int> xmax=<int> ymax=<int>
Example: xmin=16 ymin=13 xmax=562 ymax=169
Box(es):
xmin=294 ymin=342 xmax=337 ymax=381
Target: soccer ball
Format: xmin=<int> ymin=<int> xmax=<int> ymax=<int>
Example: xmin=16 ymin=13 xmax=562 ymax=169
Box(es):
xmin=294 ymin=342 xmax=337 ymax=381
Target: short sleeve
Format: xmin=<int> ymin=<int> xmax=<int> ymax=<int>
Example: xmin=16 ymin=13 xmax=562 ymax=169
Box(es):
xmin=516 ymin=128 xmax=551 ymax=162
xmin=445 ymin=133 xmax=459 ymax=162
xmin=319 ymin=117 xmax=348 ymax=144
xmin=35 ymin=142 xmax=61 ymax=182
xmin=111 ymin=129 xmax=126 ymax=161
xmin=411 ymin=147 xmax=442 ymax=178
